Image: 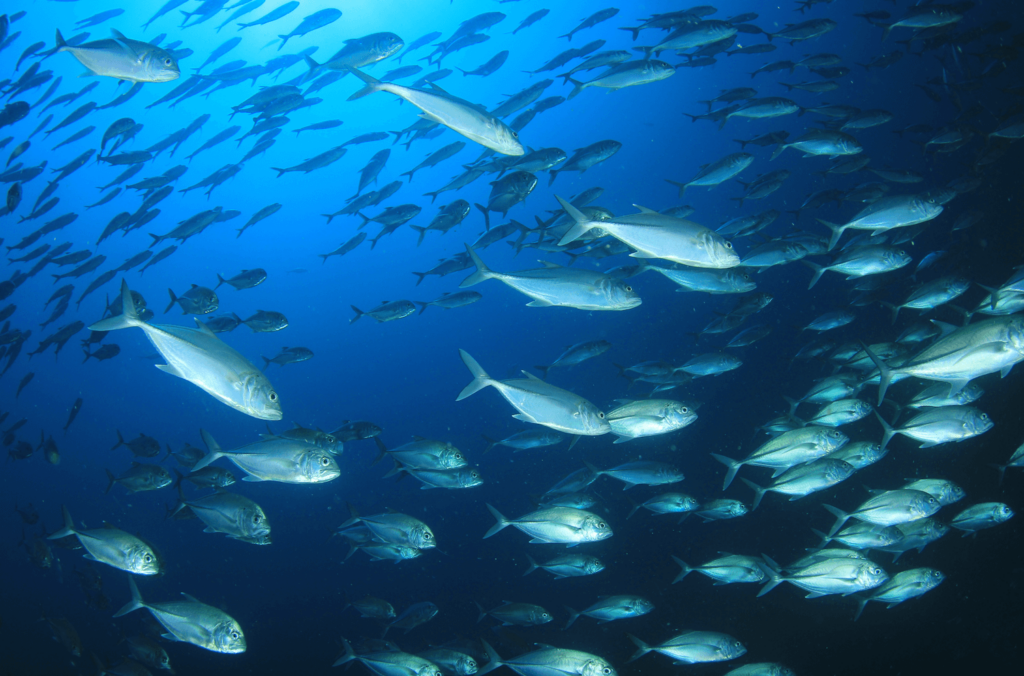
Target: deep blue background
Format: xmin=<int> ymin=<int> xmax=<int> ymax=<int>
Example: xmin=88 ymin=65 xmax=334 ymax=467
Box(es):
xmin=2 ymin=0 xmax=1023 ymax=674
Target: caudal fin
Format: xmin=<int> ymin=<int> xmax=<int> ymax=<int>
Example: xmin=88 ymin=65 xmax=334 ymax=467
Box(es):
xmin=522 ymin=553 xmax=539 ymax=576
xmin=331 ymin=639 xmax=357 ymax=668
xmin=190 ymin=429 xmax=224 ymax=472
xmin=740 ymin=477 xmax=768 ymax=511
xmin=477 ymin=640 xmax=504 ymax=676
xmin=626 ymin=634 xmax=653 ymax=663
xmin=47 ymin=505 xmax=77 ymax=540
xmin=565 ymin=78 xmax=587 ymax=101
xmin=55 ymin=29 xmax=68 ymax=51
xmin=555 ymin=195 xmax=594 ymax=246
xmin=801 ymin=260 xmax=827 ymax=290
xmin=457 ymin=349 xmax=494 ymax=400
xmin=757 ymin=554 xmax=785 ymax=597
xmin=817 ymin=218 xmax=847 ymax=251
xmin=710 ymin=453 xmax=743 ymax=490
xmin=459 ymin=244 xmax=494 ymax=288
xmin=346 ymin=66 xmax=384 ymax=101
xmin=823 ymin=504 xmax=851 ymax=537
xmin=671 ymin=555 xmax=692 ymax=584
xmin=88 ymin=280 xmax=141 ymax=332
xmin=104 ymin=469 xmax=116 ymax=495
xmin=873 ymin=410 xmax=897 ymax=451
xmin=860 ymin=341 xmax=894 ymax=405
xmin=113 ymin=576 xmax=146 ymax=618
xmin=563 ymin=606 xmax=581 ymax=630
xmin=483 ymin=503 xmax=510 ymax=538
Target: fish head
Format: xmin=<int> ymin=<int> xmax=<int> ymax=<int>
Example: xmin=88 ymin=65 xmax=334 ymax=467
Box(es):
xmin=155 ymin=469 xmax=174 ymax=489
xmin=456 ymin=656 xmax=478 ymax=675
xmin=819 ymin=428 xmax=849 ymax=452
xmin=632 ymin=598 xmax=656 ymax=615
xmin=580 ymin=514 xmax=613 ymax=542
xmin=412 ymin=525 xmax=436 ymax=550
xmin=878 ymin=526 xmax=904 ymax=545
xmin=715 ymin=637 xmax=748 ymax=661
xmin=396 ymin=545 xmax=422 ymax=559
xmin=302 ymin=449 xmax=341 ymax=483
xmin=584 ymin=557 xmax=606 ymax=574
xmin=598 ymin=277 xmax=642 ymax=311
xmin=699 ymin=230 xmax=742 ymax=268
xmin=913 ymin=494 xmax=942 ymax=519
xmin=442 ymin=446 xmax=468 ymax=468
xmin=667 ymin=403 xmax=699 ymax=427
xmin=127 ymin=542 xmax=163 ymax=576
xmin=533 ymin=609 xmax=554 ymax=625
xmin=241 ymin=372 xmax=283 ymax=420
xmin=459 ymin=468 xmax=484 ymax=488
xmin=827 ymin=460 xmax=856 ymax=483
xmin=575 ymin=400 xmax=613 ymax=435
xmin=416 ymin=667 xmax=443 ymax=676
xmin=855 ymin=562 xmax=889 ymax=591
xmin=487 ymin=119 xmax=525 ymax=156
xmin=966 ymin=410 xmax=994 ymax=436
xmin=212 ymin=619 xmax=246 ymax=654
xmin=141 ymin=47 xmax=181 ymax=82
xmin=1005 ymin=317 xmax=1024 ymax=353
xmin=993 ymin=503 xmax=1015 ymax=523
xmin=243 ymin=505 xmax=272 ymax=540
xmin=581 ymin=658 xmax=618 ymax=676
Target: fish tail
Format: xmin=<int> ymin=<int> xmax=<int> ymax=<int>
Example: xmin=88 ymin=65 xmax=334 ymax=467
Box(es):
xmin=474 ymin=203 xmax=491 ymax=231
xmin=411 ymin=272 xmax=427 ymax=287
xmin=801 ymin=259 xmax=826 ymax=290
xmin=626 ymin=634 xmax=653 ymax=663
xmin=757 ymin=554 xmax=785 ymax=597
xmin=47 ymin=505 xmax=77 ymax=540
xmin=261 ymin=356 xmax=271 ymax=372
xmin=410 ymin=225 xmax=428 ymax=247
xmin=163 ymin=288 xmax=177 ymax=314
xmin=459 ymin=244 xmax=494 ymax=289
xmin=483 ymin=503 xmax=510 ymax=538
xmin=474 ymin=600 xmax=487 ymax=623
xmin=55 ymin=29 xmax=68 ymax=51
xmin=671 ymin=555 xmax=693 ymax=584
xmin=346 ymin=66 xmax=383 ymax=101
xmin=563 ymin=605 xmax=581 ymax=630
xmin=370 ymin=437 xmax=389 ymax=466
xmin=740 ymin=478 xmax=768 ymax=511
xmin=555 ymin=195 xmax=595 ymax=246
xmin=534 ymin=365 xmax=550 ymax=380
xmin=810 ymin=528 xmax=832 ymax=549
xmin=191 ymin=429 xmax=224 ymax=472
xmin=664 ymin=179 xmax=688 ymax=198
xmin=873 ymin=410 xmax=897 ymax=452
xmin=331 ymin=639 xmax=356 ymax=667
xmin=547 ymin=169 xmax=559 ymax=187
xmin=477 ymin=640 xmax=504 ymax=676
xmin=522 ymin=553 xmax=539 ymax=577
xmin=860 ymin=341 xmax=894 ymax=406
xmin=215 ymin=273 xmax=226 ymax=290
xmin=566 ymin=78 xmax=586 ymax=101
xmin=822 ymin=504 xmax=851 ymax=537
xmin=88 ymin=280 xmax=141 ymax=332
xmin=710 ymin=453 xmax=742 ymax=490
xmin=349 ymin=306 xmax=365 ymax=324
xmin=852 ymin=596 xmax=870 ymax=622
xmin=816 ymin=218 xmax=847 ymax=251
xmin=878 ymin=300 xmax=900 ymax=325
xmin=113 ymin=577 xmax=146 ymax=618
xmin=458 ymin=349 xmax=495 ymax=401
xmin=104 ymin=469 xmax=116 ymax=495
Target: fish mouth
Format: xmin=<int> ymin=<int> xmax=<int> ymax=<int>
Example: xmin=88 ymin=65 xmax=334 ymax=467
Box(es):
xmin=257 ymin=409 xmax=284 ymax=421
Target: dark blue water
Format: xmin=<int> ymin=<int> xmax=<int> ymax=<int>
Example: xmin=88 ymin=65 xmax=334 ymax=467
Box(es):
xmin=2 ymin=1 xmax=1023 ymax=674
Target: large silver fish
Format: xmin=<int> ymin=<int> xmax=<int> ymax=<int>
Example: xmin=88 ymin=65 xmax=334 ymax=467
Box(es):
xmin=173 ymin=483 xmax=272 ymax=544
xmin=56 ymin=29 xmax=180 ymax=83
xmin=89 ymin=280 xmax=282 ymax=420
xmin=457 ymin=350 xmax=610 ymax=437
xmin=484 ymin=504 xmax=612 ymax=545
xmin=347 ymin=66 xmax=523 ymax=155
xmin=557 ymin=197 xmax=740 ymax=268
xmin=48 ymin=506 xmax=162 ymax=575
xmin=192 ymin=430 xmax=340 ymax=484
xmin=480 ymin=641 xmax=618 ymax=676
xmin=114 ymin=577 xmax=246 ymax=654
xmin=461 ymin=245 xmax=641 ymax=311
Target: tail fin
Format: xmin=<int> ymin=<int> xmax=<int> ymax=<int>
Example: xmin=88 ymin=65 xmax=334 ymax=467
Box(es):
xmin=215 ymin=273 xmax=226 ymax=290
xmin=104 ymin=469 xmax=116 ymax=495
xmin=410 ymin=225 xmax=428 ymax=246
xmin=801 ymin=260 xmax=826 ymax=290
xmin=412 ymin=272 xmax=427 ymax=287
xmin=522 ymin=553 xmax=539 ymax=576
xmin=191 ymin=429 xmax=225 ymax=472
xmin=113 ymin=577 xmax=146 ymax=618
xmin=860 ymin=341 xmax=894 ymax=405
xmin=459 ymin=244 xmax=494 ymax=288
xmin=566 ymin=78 xmax=586 ymax=101
xmin=852 ymin=596 xmax=870 ymax=622
xmin=88 ymin=280 xmax=141 ymax=332
xmin=55 ymin=29 xmax=68 ymax=51
xmin=349 ymin=306 xmax=365 ymax=324
xmin=534 ymin=364 xmax=550 ymax=380
xmin=823 ymin=504 xmax=851 ymax=537
xmin=563 ymin=606 xmax=581 ymax=630
xmin=710 ymin=453 xmax=743 ymax=490
xmin=810 ymin=528 xmax=832 ymax=549
xmin=346 ymin=66 xmax=384 ymax=101
xmin=370 ymin=437 xmax=388 ymax=466
xmin=626 ymin=495 xmax=642 ymax=520
xmin=47 ymin=505 xmax=77 ymax=540
xmin=481 ymin=434 xmax=498 ymax=454
xmin=331 ymin=639 xmax=357 ymax=668
xmin=783 ymin=395 xmax=801 ymax=417
xmin=483 ymin=503 xmax=510 ymax=538
xmin=879 ymin=300 xmax=900 ymax=325
xmin=457 ymin=349 xmax=495 ymax=401
xmin=261 ymin=356 xmax=270 ymax=371
xmin=757 ymin=554 xmax=785 ymax=597
xmin=163 ymin=288 xmax=178 ymax=314
xmin=665 ymin=179 xmax=688 ymax=198
xmin=626 ymin=634 xmax=653 ymax=663
xmin=555 ymin=195 xmax=595 ymax=246
xmin=474 ymin=600 xmax=487 ymax=624
xmin=740 ymin=478 xmax=768 ymax=511
xmin=671 ymin=555 xmax=692 ymax=584
xmin=474 ymin=202 xmax=490 ymax=231
xmin=817 ymin=218 xmax=847 ymax=251
xmin=873 ymin=410 xmax=897 ymax=451
xmin=547 ymin=169 xmax=559 ymax=187
xmin=619 ymin=26 xmax=641 ymax=41
xmin=477 ymin=640 xmax=504 ymax=676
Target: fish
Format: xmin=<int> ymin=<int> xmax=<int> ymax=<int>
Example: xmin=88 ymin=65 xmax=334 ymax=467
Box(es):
xmin=672 ymin=554 xmax=767 ymax=585
xmin=567 ymin=60 xmax=676 ymax=100
xmin=627 ymin=631 xmax=746 ymax=665
xmin=48 ymin=506 xmax=162 ymax=575
xmin=113 ymin=577 xmax=246 ymax=653
xmin=105 ymin=463 xmax=173 ymax=494
xmin=89 ymin=280 xmax=281 ymax=420
xmin=192 ymin=429 xmax=340 ymax=484
xmin=172 ymin=480 xmax=271 ymax=544
xmin=55 ymin=29 xmax=179 ymax=82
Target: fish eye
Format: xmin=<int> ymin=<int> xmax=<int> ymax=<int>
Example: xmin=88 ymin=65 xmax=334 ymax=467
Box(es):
xmin=253 ymin=515 xmax=262 ymax=523
xmin=424 ymin=532 xmax=432 ymax=539
xmin=981 ymin=413 xmax=989 ymax=420
xmin=734 ymin=642 xmax=742 ymax=648
xmin=144 ymin=554 xmax=152 ymax=562
xmin=511 ymin=131 xmax=519 ymax=138
xmin=681 ymin=407 xmax=689 ymax=413
xmin=231 ymin=631 xmax=240 ymax=639
xmin=455 ymin=453 xmax=464 ymax=460
xmin=320 ymin=457 xmax=331 ymax=466
xmin=471 ymin=471 xmax=479 ymax=478
xmin=625 ymin=285 xmax=633 ymax=292
xmin=603 ymin=669 xmax=611 ymax=674
xmin=871 ymin=568 xmax=882 ymax=575
xmin=725 ymin=241 xmax=733 ymax=249
xmin=269 ymin=392 xmax=278 ymax=402
xmin=326 ymin=435 xmax=336 ymax=443
xmin=164 ymin=58 xmax=172 ymax=66
xmin=597 ymin=412 xmax=605 ymax=419
xmin=598 ymin=522 xmax=606 ymax=528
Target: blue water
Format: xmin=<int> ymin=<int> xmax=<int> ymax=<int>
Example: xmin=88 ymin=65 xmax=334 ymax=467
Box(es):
xmin=2 ymin=0 xmax=1023 ymax=674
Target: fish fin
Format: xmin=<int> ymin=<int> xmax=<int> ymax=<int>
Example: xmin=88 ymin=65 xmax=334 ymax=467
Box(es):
xmin=483 ymin=503 xmax=510 ymax=539
xmin=55 ymin=29 xmax=68 ymax=51
xmin=626 ymin=634 xmax=653 ymax=663
xmin=154 ymin=363 xmax=187 ymax=380
xmin=346 ymin=66 xmax=383 ymax=101
xmin=113 ymin=577 xmax=145 ymax=618
xmin=47 ymin=505 xmax=77 ymax=540
xmin=822 ymin=504 xmax=850 ymax=537
xmin=521 ymin=370 xmax=542 ymax=381
xmin=477 ymin=641 xmax=504 ymax=676
xmin=241 ymin=475 xmax=266 ymax=482
xmin=522 ymin=553 xmax=539 ymax=577
xmin=710 ymin=453 xmax=742 ymax=490
xmin=457 ymin=349 xmax=494 ymax=400
xmin=459 ymin=244 xmax=493 ymax=287
xmin=89 ymin=280 xmax=141 ymax=331
xmin=671 ymin=556 xmax=692 ymax=584
xmin=191 ymin=430 xmax=224 ymax=471
xmin=526 ymin=299 xmax=555 ymax=307
xmin=555 ymin=195 xmax=595 ymax=246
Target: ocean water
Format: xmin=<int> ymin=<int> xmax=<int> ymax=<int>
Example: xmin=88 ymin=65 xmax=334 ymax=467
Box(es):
xmin=2 ymin=1 xmax=1024 ymax=674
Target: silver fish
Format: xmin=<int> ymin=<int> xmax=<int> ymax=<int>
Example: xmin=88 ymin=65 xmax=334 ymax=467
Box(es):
xmin=484 ymin=504 xmax=612 ymax=545
xmin=672 ymin=554 xmax=766 ymax=585
xmin=48 ymin=506 xmax=162 ymax=575
xmin=853 ymin=568 xmax=945 ymax=621
xmin=192 ymin=430 xmax=339 ymax=484
xmin=56 ymin=29 xmax=179 ymax=82
xmin=523 ymin=553 xmax=604 ymax=578
xmin=564 ymin=595 xmax=653 ymax=628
